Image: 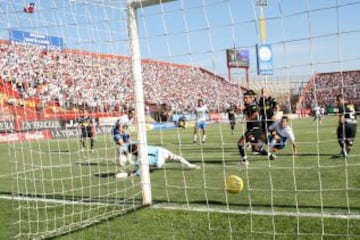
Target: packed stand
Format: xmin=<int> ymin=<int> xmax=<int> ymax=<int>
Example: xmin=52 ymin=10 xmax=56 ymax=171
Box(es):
xmin=301 ymin=71 xmax=360 ymax=110
xmin=0 ymin=42 xmax=241 ymax=116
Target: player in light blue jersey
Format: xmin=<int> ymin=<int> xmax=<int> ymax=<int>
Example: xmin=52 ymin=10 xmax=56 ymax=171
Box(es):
xmin=115 ymin=144 xmax=200 ymax=179
xmin=193 ymin=99 xmax=209 ymax=144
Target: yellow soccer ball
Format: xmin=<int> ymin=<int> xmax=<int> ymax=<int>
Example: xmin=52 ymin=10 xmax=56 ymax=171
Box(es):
xmin=225 ymin=175 xmax=244 ymax=194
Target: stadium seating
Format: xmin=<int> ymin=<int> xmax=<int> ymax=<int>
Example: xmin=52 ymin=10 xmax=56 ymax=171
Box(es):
xmin=298 ymin=70 xmax=360 ymax=112
xmin=0 ymin=41 xmax=242 ymax=119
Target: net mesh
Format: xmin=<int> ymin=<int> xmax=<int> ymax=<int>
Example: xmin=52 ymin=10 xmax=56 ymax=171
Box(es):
xmin=0 ymin=0 xmax=359 ymax=239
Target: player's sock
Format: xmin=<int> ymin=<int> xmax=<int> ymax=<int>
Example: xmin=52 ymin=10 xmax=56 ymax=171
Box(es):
xmin=338 ymin=140 xmax=345 ymax=151
xmin=90 ymin=139 xmax=94 ymax=149
xmin=341 ymin=149 xmax=348 ymax=159
xmin=202 ymin=135 xmax=206 ymax=143
xmin=238 ymin=144 xmax=245 ymax=157
xmin=193 ymin=135 xmax=197 ymax=143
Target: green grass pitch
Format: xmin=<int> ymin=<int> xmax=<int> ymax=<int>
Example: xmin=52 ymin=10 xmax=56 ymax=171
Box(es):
xmin=0 ymin=116 xmax=359 ymax=239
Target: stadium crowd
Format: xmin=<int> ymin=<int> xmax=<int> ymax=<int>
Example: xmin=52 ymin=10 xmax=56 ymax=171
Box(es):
xmin=301 ymin=71 xmax=360 ymax=110
xmin=1 ymin=42 xmax=359 ymax=118
xmin=0 ymin=42 xmax=241 ymax=116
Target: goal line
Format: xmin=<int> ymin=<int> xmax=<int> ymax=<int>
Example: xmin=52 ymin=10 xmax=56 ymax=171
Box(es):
xmin=3 ymin=193 xmax=358 ymax=221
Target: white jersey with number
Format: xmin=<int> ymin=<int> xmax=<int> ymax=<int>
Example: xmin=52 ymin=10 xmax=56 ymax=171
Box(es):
xmin=195 ymin=106 xmax=208 ymax=123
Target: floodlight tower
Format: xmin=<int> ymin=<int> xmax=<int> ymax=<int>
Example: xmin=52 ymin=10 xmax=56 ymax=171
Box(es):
xmin=127 ymin=0 xmax=176 ymax=205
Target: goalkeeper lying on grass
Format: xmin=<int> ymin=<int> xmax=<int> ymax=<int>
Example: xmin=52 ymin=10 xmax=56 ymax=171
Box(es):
xmin=116 ymin=143 xmax=200 ymax=179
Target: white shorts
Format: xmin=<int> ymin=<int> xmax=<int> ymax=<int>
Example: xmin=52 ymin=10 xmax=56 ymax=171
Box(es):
xmin=156 ymin=147 xmax=171 ymax=168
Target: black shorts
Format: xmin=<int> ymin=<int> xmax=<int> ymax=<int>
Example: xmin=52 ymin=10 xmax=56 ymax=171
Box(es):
xmin=337 ymin=124 xmax=357 ymax=141
xmin=244 ymin=127 xmax=263 ymax=142
xmin=81 ymin=128 xmax=94 ymax=138
xmin=261 ymin=119 xmax=274 ymax=132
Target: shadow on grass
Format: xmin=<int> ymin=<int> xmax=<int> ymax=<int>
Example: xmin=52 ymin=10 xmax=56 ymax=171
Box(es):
xmin=181 ymin=199 xmax=360 ymax=212
xmin=49 ymin=150 xmax=72 ymax=153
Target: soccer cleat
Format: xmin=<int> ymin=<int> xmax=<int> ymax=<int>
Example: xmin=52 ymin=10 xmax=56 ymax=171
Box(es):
xmin=115 ymin=172 xmax=128 ymax=179
xmin=241 ymin=158 xmax=249 ymax=166
xmin=193 ymin=141 xmax=196 ymax=144
xmin=269 ymin=153 xmax=277 ymax=160
xmin=80 ymin=148 xmax=86 ymax=152
xmin=201 ymin=140 xmax=205 ymax=144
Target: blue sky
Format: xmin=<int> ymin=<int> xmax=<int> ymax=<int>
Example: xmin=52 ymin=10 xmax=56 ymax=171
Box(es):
xmin=1 ymin=0 xmax=359 ymax=80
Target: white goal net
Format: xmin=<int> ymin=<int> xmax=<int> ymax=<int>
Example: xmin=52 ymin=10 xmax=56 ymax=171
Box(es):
xmin=1 ymin=0 xmax=359 ymax=239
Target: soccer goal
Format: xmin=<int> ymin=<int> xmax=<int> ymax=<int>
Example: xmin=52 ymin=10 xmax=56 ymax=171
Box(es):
xmin=1 ymin=0 xmax=360 ymax=239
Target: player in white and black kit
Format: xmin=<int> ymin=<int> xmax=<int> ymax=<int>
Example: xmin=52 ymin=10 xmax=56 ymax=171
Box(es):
xmin=237 ymin=90 xmax=268 ymax=165
xmin=313 ymin=105 xmax=322 ymax=125
xmin=336 ymin=94 xmax=357 ymax=159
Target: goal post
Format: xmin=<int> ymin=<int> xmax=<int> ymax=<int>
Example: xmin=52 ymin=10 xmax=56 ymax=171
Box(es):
xmin=127 ymin=0 xmax=150 ymax=206
xmin=128 ymin=0 xmax=177 ymax=206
